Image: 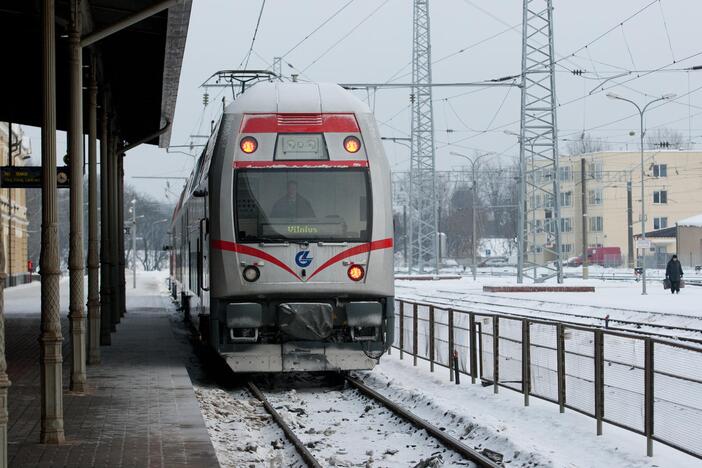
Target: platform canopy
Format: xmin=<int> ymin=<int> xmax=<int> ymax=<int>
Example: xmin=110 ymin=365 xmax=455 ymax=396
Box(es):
xmin=0 ymin=0 xmax=192 ymax=147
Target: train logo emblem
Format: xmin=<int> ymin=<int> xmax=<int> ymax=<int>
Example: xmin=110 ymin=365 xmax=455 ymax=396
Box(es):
xmin=295 ymin=251 xmax=313 ymax=268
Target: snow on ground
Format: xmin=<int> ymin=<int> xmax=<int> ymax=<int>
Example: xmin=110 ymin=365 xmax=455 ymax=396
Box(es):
xmin=193 ymin=386 xmax=302 ymax=468
xmin=261 ymin=375 xmax=477 ymax=467
xmin=4 ymin=269 xmax=168 ymax=316
xmin=363 ymin=353 xmax=700 ymax=468
xmin=9 ymin=271 xmax=697 ymax=466
xmin=396 ymin=274 xmax=702 ymax=319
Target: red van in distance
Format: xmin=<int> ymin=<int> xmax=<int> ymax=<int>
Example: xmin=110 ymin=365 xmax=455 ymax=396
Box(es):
xmin=567 ymin=247 xmax=622 ymax=267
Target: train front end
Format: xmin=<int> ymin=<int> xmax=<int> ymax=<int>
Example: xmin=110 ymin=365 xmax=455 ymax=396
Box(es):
xmin=208 ymin=82 xmax=394 ymax=372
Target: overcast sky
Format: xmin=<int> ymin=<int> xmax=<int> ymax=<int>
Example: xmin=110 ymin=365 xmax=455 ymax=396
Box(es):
xmin=23 ymin=0 xmax=702 ymax=200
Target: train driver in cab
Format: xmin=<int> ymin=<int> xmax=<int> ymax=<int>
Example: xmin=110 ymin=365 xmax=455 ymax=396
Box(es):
xmin=271 ymin=180 xmax=316 ymax=219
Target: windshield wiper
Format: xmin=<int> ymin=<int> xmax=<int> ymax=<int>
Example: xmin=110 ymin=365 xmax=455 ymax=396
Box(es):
xmin=248 ymin=237 xmax=288 ymax=244
xmin=246 ymin=236 xmax=311 ymax=246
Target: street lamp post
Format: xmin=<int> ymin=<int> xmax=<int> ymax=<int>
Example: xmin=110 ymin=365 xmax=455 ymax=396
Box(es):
xmin=606 ymin=92 xmax=676 ymax=295
xmin=450 ymin=151 xmax=494 ymax=281
xmin=130 ymin=200 xmax=136 ymax=289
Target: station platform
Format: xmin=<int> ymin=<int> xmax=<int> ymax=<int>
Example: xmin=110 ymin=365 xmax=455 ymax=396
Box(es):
xmin=5 ymin=274 xmax=219 ymax=467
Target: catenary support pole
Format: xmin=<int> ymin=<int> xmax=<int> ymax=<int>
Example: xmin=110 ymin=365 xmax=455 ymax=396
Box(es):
xmin=68 ymin=0 xmax=87 ymax=393
xmin=627 ymin=180 xmax=634 ymax=269
xmin=581 ymin=158 xmax=589 ymax=279
xmin=87 ymin=56 xmax=100 ymax=364
xmin=40 ymin=0 xmax=65 ymax=444
xmin=99 ymin=99 xmax=112 ymax=344
xmin=639 ymin=114 xmax=647 ymax=295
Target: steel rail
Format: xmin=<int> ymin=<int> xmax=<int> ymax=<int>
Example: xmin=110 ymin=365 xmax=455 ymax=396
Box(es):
xmin=432 ymin=287 xmax=702 ymax=321
xmin=400 ymin=292 xmax=702 ymax=338
xmin=247 ymin=382 xmax=322 ymax=468
xmin=430 ymin=294 xmax=702 ymax=334
xmin=345 ymin=375 xmax=500 ymax=468
xmin=396 ymin=296 xmax=702 ymax=346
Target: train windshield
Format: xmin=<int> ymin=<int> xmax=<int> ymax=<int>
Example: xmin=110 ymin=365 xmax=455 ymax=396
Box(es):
xmin=235 ymin=168 xmax=371 ymax=242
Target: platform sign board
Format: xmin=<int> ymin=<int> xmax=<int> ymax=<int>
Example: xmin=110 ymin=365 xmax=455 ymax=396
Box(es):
xmin=0 ymin=166 xmax=70 ymax=189
xmin=636 ymin=239 xmax=652 ymax=249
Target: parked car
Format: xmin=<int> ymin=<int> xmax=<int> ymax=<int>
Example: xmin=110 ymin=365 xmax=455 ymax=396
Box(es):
xmin=567 ymin=247 xmax=622 ymax=267
xmin=478 ymin=256 xmax=509 ymax=267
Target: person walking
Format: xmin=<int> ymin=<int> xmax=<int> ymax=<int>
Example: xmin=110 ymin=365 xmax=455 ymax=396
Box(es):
xmin=665 ymin=254 xmax=684 ymax=294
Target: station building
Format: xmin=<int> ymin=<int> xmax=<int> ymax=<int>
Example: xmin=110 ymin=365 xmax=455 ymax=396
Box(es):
xmin=0 ymin=122 xmax=30 ymax=284
xmin=528 ymin=150 xmax=702 ymax=267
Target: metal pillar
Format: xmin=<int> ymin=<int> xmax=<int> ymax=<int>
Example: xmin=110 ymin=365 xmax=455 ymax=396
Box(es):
xmin=40 ymin=0 xmax=65 ymax=444
xmin=627 ymin=180 xmax=634 ymax=268
xmin=0 ymin=178 xmax=10 ymax=468
xmin=68 ymin=0 xmax=87 ymax=393
xmin=99 ymin=102 xmax=112 ymax=344
xmin=109 ymin=137 xmax=120 ymax=330
xmin=118 ymin=154 xmax=126 ymax=317
xmin=408 ymin=0 xmax=438 ymax=273
xmin=519 ymin=0 xmax=563 ymax=283
xmin=87 ymin=57 xmax=100 ymax=364
xmin=581 ymin=158 xmax=589 ymax=279
xmin=7 ymin=124 xmax=12 ymax=289
xmin=272 ymin=56 xmax=282 ymax=78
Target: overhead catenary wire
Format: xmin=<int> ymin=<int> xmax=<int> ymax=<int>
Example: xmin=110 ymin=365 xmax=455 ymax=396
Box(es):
xmin=300 ymin=0 xmax=391 ymax=73
xmin=279 ymin=0 xmax=356 ymax=59
xmin=240 ymin=0 xmax=267 ymax=70
xmin=657 ymin=0 xmax=676 ymax=63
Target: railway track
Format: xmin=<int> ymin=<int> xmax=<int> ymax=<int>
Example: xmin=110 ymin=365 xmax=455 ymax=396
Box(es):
xmin=430 ymin=288 xmax=702 ymax=322
xmin=396 ymin=288 xmax=702 ymax=345
xmin=247 ymin=376 xmax=500 ymax=468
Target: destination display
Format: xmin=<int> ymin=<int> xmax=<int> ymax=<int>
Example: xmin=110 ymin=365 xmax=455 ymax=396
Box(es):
xmin=0 ymin=166 xmax=70 ymax=189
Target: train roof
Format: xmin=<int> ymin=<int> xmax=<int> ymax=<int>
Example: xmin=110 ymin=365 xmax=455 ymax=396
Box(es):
xmin=226 ymin=82 xmax=371 ymax=116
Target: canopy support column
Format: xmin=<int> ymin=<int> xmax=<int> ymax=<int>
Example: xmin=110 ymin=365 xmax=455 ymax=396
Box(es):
xmin=40 ymin=0 xmax=65 ymax=444
xmin=68 ymin=0 xmax=87 ymax=393
xmin=87 ymin=54 xmax=100 ymax=364
xmin=110 ymin=137 xmax=120 ymax=329
xmin=118 ymin=153 xmax=126 ymax=317
xmin=99 ymin=99 xmax=112 ymax=344
xmin=0 ymin=157 xmax=10 ymax=468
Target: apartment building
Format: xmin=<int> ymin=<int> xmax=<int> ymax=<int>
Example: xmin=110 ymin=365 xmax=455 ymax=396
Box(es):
xmin=528 ymin=150 xmax=702 ymax=267
xmin=0 ymin=123 xmax=30 ymax=284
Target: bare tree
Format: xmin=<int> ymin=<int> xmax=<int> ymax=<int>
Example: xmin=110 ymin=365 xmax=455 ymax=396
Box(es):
xmin=123 ymin=185 xmax=172 ymax=272
xmin=646 ymin=128 xmax=685 ymax=149
xmin=566 ymin=132 xmax=609 ymax=155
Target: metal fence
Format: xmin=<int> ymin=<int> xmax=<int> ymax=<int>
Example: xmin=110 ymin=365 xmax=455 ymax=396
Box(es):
xmin=393 ymin=298 xmax=702 ymax=460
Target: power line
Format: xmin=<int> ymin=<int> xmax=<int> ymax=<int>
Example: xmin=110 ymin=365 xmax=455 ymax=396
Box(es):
xmin=554 ymin=0 xmax=659 ymax=65
xmin=657 ymin=0 xmax=676 ymax=63
xmin=300 ymin=0 xmax=391 ymax=73
xmin=240 ymin=0 xmax=267 ymax=70
xmin=279 ymin=0 xmax=356 ymax=59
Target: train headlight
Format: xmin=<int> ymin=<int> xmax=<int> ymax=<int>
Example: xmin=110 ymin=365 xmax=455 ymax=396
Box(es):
xmin=347 ymin=264 xmax=365 ymax=281
xmin=240 ymin=136 xmax=258 ymax=154
xmin=242 ymin=265 xmax=260 ymax=282
xmin=343 ymin=136 xmax=361 ymax=153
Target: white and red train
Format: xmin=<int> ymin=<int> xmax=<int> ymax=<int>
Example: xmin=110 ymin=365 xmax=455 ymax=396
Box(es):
xmin=170 ymin=81 xmax=395 ymax=372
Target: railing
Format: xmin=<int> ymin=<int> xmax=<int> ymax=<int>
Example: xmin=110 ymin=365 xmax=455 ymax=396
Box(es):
xmin=393 ymin=298 xmax=702 ymax=460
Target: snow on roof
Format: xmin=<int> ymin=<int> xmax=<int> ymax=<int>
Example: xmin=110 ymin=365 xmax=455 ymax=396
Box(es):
xmin=228 ymin=82 xmax=371 ymax=115
xmin=678 ymin=213 xmax=702 ymax=227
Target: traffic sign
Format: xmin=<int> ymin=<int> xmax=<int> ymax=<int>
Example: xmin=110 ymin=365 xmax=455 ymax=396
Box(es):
xmin=636 ymin=239 xmax=652 ymax=249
